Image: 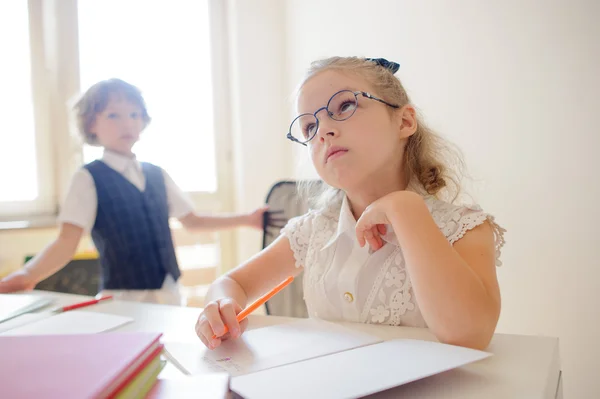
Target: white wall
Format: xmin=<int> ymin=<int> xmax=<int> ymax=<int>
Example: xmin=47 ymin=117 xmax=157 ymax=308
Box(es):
xmin=284 ymin=0 xmax=600 ymax=397
xmin=226 ymin=0 xmax=293 ymax=265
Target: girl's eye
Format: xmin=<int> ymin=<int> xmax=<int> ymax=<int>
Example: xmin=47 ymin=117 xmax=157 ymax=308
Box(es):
xmin=338 ymin=100 xmax=357 ymax=115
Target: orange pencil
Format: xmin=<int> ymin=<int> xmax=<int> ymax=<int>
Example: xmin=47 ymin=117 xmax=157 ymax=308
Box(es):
xmin=212 ymin=276 xmax=294 ymax=339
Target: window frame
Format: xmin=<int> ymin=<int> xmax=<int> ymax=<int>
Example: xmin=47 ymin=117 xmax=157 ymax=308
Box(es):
xmin=2 ymin=0 xmax=234 ymax=228
xmin=2 ymin=0 xmax=238 ymax=272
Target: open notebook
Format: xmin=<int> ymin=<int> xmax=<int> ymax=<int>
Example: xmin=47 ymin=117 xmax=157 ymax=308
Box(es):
xmin=164 ymin=319 xmax=491 ymax=398
xmin=164 ymin=319 xmax=381 ymax=377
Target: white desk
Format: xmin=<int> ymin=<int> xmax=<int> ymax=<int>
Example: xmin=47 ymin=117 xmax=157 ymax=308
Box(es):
xmin=24 ymin=292 xmax=562 ymax=399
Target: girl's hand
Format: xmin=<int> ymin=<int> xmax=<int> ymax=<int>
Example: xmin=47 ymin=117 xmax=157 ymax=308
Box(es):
xmin=195 ymin=298 xmax=249 ymax=350
xmin=355 ymin=191 xmax=412 ymax=251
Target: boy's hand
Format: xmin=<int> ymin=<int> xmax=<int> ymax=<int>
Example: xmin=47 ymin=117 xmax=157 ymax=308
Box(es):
xmin=245 ymin=206 xmax=269 ymax=230
xmin=0 ymin=269 xmax=37 ymax=293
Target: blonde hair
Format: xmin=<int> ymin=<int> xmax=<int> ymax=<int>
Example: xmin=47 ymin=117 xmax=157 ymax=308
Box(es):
xmin=72 ymin=78 xmax=151 ymax=146
xmin=296 ymin=56 xmax=466 ymax=206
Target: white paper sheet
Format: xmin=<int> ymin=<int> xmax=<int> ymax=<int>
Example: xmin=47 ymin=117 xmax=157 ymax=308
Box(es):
xmin=231 ymin=338 xmax=492 ymax=399
xmin=0 ymin=293 xmax=53 ymax=323
xmin=0 ymin=313 xmax=51 ymax=333
xmin=163 ymin=318 xmax=382 ymax=377
xmin=0 ymin=310 xmax=133 ymax=335
xmin=158 ymin=354 xmax=189 ymax=379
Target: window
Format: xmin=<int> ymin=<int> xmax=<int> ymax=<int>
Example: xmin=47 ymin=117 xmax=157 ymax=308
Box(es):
xmin=78 ymin=0 xmax=217 ymax=193
xmin=1 ymin=0 xmax=229 ymax=221
xmin=1 ymin=0 xmax=235 ymax=285
xmin=0 ymin=2 xmax=54 ymax=217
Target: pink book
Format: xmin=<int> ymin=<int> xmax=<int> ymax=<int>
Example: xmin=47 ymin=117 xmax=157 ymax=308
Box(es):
xmin=0 ymin=332 xmax=163 ymax=399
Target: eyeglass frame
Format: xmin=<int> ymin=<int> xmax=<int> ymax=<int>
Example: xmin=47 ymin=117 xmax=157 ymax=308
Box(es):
xmin=286 ymin=90 xmax=400 ymax=146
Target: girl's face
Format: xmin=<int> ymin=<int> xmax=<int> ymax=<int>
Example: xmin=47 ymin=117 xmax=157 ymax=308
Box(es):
xmin=297 ymin=70 xmax=415 ymax=193
xmin=90 ymin=95 xmax=145 ymax=155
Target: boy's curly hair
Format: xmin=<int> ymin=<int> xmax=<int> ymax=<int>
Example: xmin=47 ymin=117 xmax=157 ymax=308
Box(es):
xmin=73 ymin=78 xmax=151 ymax=146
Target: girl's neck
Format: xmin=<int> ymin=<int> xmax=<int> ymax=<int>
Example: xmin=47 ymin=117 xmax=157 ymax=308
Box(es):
xmin=344 ymin=173 xmax=410 ymax=220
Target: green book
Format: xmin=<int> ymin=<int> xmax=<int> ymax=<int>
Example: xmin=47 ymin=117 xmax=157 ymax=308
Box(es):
xmin=116 ymin=355 xmax=166 ymax=399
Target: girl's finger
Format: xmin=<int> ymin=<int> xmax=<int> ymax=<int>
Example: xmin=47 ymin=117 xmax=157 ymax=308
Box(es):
xmin=361 ymin=226 xmax=374 ymax=248
xmin=219 ymin=299 xmax=242 ymax=339
xmin=197 ymin=316 xmax=222 ymax=349
xmin=370 ymin=226 xmax=386 ymax=251
xmin=366 ymin=227 xmax=379 ymax=251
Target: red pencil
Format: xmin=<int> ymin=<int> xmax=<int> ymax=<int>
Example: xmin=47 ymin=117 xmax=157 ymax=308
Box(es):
xmin=53 ymin=295 xmax=114 ymax=313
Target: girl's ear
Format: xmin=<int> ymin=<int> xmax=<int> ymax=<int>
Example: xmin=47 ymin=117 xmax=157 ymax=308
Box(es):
xmin=397 ymin=104 xmax=418 ymax=139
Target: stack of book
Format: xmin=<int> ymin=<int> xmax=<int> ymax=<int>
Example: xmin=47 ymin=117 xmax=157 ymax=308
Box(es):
xmin=1 ymin=332 xmax=165 ymax=398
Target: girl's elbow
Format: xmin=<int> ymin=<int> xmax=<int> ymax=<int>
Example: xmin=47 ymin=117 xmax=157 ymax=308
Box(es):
xmin=438 ymin=331 xmax=493 ymax=351
xmin=436 ymin=318 xmax=497 ymax=350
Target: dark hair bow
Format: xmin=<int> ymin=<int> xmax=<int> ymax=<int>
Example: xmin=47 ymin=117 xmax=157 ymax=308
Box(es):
xmin=366 ymin=58 xmax=400 ymax=74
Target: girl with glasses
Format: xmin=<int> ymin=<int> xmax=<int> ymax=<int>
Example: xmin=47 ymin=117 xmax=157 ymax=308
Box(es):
xmin=196 ymin=57 xmax=506 ymax=351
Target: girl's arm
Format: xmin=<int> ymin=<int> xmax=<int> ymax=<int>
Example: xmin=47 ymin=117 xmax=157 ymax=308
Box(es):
xmin=356 ymin=191 xmax=500 ymax=350
xmin=196 ymin=234 xmax=301 ymax=348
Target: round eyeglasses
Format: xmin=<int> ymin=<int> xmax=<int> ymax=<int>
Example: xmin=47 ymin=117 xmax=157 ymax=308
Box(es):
xmin=287 ymin=90 xmax=399 ymax=146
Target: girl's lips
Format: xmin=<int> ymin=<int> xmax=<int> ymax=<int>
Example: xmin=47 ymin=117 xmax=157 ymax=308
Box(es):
xmin=325 ymin=146 xmax=348 ymax=163
xmin=326 ymin=149 xmax=348 ymax=163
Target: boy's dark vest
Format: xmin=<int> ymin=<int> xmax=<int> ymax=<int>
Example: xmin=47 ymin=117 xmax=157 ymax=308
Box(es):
xmin=85 ymin=160 xmax=181 ymax=290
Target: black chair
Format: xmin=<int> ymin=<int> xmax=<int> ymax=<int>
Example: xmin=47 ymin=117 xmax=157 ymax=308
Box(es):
xmin=262 ymin=180 xmax=322 ymax=317
xmin=30 ymin=255 xmax=101 ymax=296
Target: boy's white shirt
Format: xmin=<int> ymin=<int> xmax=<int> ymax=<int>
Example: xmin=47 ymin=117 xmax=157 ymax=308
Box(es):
xmin=58 ymin=149 xmax=195 ymax=232
xmin=56 ymin=150 xmax=192 ymax=305
xmin=100 ymin=274 xmax=182 ymax=306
